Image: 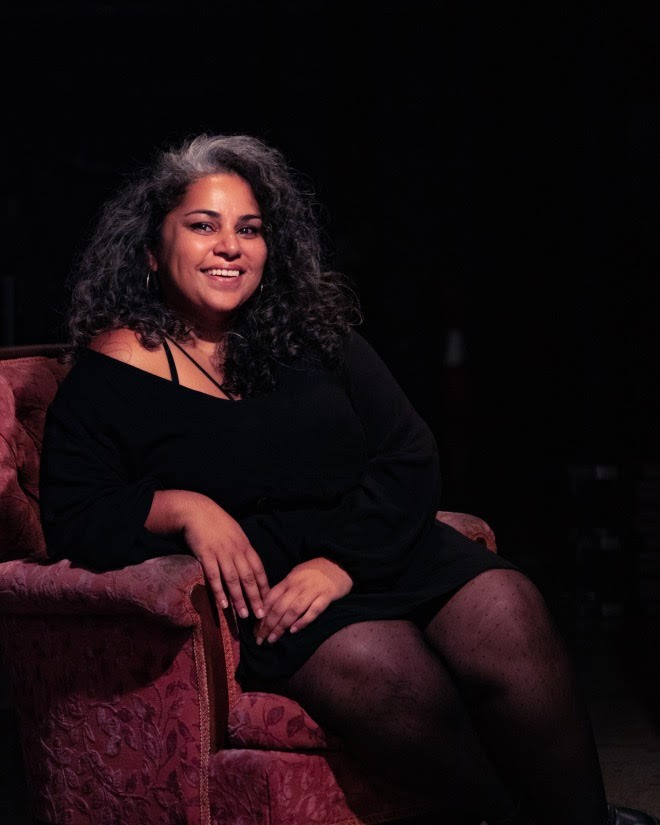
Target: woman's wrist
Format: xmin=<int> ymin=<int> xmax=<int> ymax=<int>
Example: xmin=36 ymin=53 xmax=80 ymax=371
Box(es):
xmin=314 ymin=557 xmax=354 ymax=592
xmin=146 ymin=489 xmax=212 ymax=534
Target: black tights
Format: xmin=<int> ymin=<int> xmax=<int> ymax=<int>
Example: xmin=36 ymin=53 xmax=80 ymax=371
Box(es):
xmin=277 ymin=570 xmax=608 ymax=825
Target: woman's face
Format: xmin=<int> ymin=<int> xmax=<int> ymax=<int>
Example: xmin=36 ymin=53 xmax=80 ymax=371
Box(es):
xmin=149 ymin=172 xmax=268 ymax=332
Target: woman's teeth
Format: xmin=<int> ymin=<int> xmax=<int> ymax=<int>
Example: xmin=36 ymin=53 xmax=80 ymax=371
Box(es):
xmin=206 ymin=269 xmax=240 ymax=277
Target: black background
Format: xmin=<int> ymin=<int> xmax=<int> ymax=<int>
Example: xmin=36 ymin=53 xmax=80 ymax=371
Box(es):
xmin=3 ymin=1 xmax=660 ymax=615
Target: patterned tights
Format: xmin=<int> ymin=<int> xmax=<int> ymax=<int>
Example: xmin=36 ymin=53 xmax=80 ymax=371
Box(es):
xmin=278 ymin=569 xmax=608 ymax=825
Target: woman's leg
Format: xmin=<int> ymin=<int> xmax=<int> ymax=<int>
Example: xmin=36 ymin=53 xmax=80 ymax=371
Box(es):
xmin=278 ymin=619 xmax=520 ymax=824
xmin=424 ymin=568 xmax=608 ymax=825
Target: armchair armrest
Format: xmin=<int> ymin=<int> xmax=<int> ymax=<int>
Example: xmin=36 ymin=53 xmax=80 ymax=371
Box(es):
xmin=0 ymin=553 xmax=228 ymax=824
xmin=436 ymin=510 xmax=497 ymax=552
xmin=0 ymin=553 xmax=206 ymax=626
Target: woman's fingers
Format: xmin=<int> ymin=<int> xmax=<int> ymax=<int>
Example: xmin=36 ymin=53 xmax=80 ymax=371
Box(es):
xmin=232 ymin=551 xmax=269 ymax=619
xmin=196 ymin=546 xmax=268 ymax=618
xmin=288 ymin=598 xmax=327 ymax=634
xmin=197 ymin=553 xmax=351 ymax=633
xmin=253 ymin=559 xmax=352 ymax=644
xmin=221 ymin=561 xmax=251 ymax=618
xmin=199 ymin=556 xmax=229 ymax=610
xmin=245 ymin=545 xmax=271 ymax=601
xmin=254 ymin=585 xmax=292 ymax=644
xmin=255 ymin=589 xmax=328 ymax=645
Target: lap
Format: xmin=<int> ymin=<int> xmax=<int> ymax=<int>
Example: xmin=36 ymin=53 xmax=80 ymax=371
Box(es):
xmin=254 ymin=569 xmax=549 ymax=707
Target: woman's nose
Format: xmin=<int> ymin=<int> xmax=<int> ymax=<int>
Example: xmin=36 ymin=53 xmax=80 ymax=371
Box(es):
xmin=213 ymin=231 xmax=240 ymax=257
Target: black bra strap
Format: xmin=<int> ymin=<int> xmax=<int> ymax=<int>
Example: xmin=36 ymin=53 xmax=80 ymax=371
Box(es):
xmin=162 ymin=339 xmax=179 ymax=384
xmin=164 ymin=336 xmax=226 ymax=394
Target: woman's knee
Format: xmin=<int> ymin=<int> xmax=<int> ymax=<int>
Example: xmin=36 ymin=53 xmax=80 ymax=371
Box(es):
xmin=441 ymin=569 xmax=551 ymax=631
xmin=425 ymin=569 xmax=564 ymax=676
xmin=479 ymin=569 xmax=552 ymax=626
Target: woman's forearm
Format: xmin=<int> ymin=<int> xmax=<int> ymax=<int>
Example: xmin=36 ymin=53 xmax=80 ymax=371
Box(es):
xmin=145 ymin=489 xmax=216 ymax=535
xmin=145 ymin=488 xmax=269 ymax=617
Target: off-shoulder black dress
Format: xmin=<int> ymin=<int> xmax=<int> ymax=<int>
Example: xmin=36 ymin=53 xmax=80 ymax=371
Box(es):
xmin=39 ymin=331 xmax=517 ymax=684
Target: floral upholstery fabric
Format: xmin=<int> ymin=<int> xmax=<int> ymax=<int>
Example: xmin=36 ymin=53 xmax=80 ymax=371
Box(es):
xmin=208 ymin=749 xmax=429 ymax=825
xmin=0 ymin=356 xmax=69 ymax=561
xmin=227 ymin=691 xmax=342 ymax=752
xmin=0 ymin=554 xmax=204 ymax=626
xmin=0 ymin=350 xmax=491 ymax=825
xmin=0 ymin=612 xmax=211 ymax=825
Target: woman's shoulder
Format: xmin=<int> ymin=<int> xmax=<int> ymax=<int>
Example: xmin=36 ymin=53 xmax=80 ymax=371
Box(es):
xmin=49 ymin=330 xmax=170 ymax=424
xmin=344 ymin=327 xmax=383 ymax=365
xmin=88 ymin=328 xmax=170 ymax=380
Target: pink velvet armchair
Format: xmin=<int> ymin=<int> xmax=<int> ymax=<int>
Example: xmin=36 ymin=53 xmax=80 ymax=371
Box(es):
xmin=0 ymin=345 xmax=497 ymax=825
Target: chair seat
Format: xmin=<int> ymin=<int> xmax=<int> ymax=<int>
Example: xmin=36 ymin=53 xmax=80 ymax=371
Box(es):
xmin=208 ymin=747 xmax=428 ymax=825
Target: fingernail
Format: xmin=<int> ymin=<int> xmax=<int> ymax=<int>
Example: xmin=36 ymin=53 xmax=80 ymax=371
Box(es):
xmin=256 ymin=636 xmax=263 ymax=646
xmin=221 ymin=600 xmax=228 ymax=610
xmin=239 ymin=608 xmax=248 ymax=619
xmin=267 ymin=633 xmax=277 ymax=644
xmin=255 ymin=607 xmax=264 ymax=619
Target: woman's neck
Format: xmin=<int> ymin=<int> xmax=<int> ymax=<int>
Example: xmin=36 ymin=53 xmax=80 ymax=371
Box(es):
xmin=167 ymin=297 xmax=232 ymax=351
xmin=179 ymin=316 xmax=229 ymax=354
xmin=186 ymin=331 xmax=225 ymax=357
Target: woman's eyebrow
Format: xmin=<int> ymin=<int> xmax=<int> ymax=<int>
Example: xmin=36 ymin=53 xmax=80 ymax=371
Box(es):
xmin=184 ymin=209 xmax=262 ymax=220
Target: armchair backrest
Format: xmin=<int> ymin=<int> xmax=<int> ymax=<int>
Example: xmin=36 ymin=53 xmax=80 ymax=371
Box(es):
xmin=0 ymin=346 xmax=69 ymax=560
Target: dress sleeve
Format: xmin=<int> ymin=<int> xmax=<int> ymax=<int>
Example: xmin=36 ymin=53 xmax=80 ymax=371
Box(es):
xmin=39 ymin=371 xmax=184 ymax=570
xmin=310 ymin=331 xmax=442 ymax=590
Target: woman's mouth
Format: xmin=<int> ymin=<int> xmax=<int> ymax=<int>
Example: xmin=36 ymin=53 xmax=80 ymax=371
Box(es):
xmin=203 ymin=268 xmax=242 ymax=279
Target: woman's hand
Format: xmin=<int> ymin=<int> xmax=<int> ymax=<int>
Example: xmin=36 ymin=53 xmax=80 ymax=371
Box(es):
xmin=146 ymin=490 xmax=270 ymax=618
xmin=254 ymin=557 xmax=353 ymax=646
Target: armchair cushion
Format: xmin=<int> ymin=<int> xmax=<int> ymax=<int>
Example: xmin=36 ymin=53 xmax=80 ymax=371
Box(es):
xmin=227 ymin=691 xmax=342 ymax=751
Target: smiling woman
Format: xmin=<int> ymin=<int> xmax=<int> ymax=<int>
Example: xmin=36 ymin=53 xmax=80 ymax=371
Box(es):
xmin=37 ymin=132 xmax=660 ymax=825
xmin=89 ymin=172 xmax=269 ymax=399
xmin=147 ymin=173 xmax=268 ymax=339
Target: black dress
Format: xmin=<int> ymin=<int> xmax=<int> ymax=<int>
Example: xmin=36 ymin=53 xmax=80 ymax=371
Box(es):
xmin=39 ymin=330 xmax=517 ymax=683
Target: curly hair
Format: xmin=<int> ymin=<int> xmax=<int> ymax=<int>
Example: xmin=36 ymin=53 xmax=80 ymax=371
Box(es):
xmin=65 ymin=133 xmax=362 ymax=397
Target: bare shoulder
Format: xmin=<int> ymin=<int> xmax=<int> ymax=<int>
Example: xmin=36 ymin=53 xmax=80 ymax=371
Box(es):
xmin=88 ymin=328 xmax=169 ymax=378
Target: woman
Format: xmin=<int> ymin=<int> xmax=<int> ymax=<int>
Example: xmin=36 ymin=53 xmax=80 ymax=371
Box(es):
xmin=39 ymin=133 xmax=657 ymax=825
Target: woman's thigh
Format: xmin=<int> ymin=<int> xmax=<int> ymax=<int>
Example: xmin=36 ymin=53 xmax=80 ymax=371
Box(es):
xmin=278 ymin=619 xmax=466 ymax=741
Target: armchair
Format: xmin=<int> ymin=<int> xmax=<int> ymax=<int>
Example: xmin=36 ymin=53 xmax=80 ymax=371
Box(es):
xmin=0 ymin=345 xmax=497 ymax=825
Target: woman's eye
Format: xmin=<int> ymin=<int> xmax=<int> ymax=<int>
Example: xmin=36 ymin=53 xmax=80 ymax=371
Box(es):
xmin=238 ymin=225 xmax=261 ymax=236
xmin=191 ymin=222 xmax=214 ymax=232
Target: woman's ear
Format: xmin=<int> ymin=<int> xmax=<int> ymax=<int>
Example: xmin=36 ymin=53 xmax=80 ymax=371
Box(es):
xmin=146 ymin=248 xmax=158 ymax=272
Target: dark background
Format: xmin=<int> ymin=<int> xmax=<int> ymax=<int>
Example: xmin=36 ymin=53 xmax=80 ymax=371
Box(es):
xmin=3 ymin=0 xmax=660 ymax=628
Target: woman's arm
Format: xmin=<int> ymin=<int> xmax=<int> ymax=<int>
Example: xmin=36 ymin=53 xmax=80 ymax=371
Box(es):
xmin=305 ymin=330 xmax=442 ymax=589
xmin=146 ymin=489 xmax=269 ymax=617
xmin=39 ymin=388 xmax=181 ymax=569
xmin=252 ymin=330 xmax=440 ymax=644
xmin=39 ymin=346 xmax=269 ymax=617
